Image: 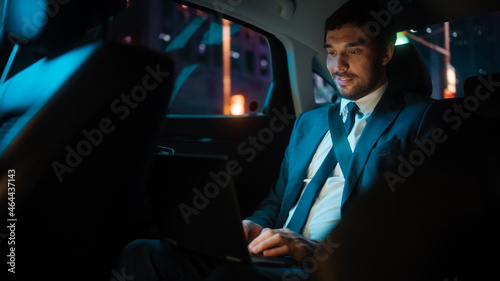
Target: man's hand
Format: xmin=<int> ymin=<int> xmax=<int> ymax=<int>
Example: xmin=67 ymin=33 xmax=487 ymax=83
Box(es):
xmin=242 ymin=220 xmax=263 ymax=244
xmin=247 ymin=228 xmax=319 ymax=262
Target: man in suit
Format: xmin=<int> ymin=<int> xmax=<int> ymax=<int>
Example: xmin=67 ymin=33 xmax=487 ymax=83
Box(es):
xmin=242 ymin=0 xmax=444 ymax=265
xmin=116 ymin=1 xmax=447 ymax=280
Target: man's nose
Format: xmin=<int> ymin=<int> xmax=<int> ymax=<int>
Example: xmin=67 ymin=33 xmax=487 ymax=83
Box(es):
xmin=334 ymin=54 xmax=348 ymax=72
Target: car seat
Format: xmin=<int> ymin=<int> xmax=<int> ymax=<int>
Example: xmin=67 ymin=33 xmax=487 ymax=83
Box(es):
xmin=0 ymin=0 xmax=175 ymax=280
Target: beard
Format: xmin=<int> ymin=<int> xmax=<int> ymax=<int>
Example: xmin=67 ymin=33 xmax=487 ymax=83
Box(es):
xmin=333 ymin=60 xmax=385 ymax=101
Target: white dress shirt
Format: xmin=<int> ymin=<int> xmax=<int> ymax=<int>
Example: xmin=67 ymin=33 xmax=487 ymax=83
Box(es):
xmin=283 ymin=82 xmax=388 ymax=241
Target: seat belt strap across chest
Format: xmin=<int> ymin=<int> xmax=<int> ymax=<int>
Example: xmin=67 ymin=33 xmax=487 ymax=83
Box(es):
xmin=328 ymin=104 xmax=353 ymax=177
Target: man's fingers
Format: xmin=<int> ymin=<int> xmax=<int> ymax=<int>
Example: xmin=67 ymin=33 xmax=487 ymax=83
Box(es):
xmin=249 ymin=230 xmax=291 ymax=255
xmin=246 ymin=228 xmax=317 ymax=262
xmin=262 ymin=244 xmax=290 ymax=257
xmin=242 ymin=220 xmax=264 ymax=243
xmin=248 ymin=228 xmax=273 ymax=251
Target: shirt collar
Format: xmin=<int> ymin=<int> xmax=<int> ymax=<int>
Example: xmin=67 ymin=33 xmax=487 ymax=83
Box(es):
xmin=340 ymin=81 xmax=388 ymax=116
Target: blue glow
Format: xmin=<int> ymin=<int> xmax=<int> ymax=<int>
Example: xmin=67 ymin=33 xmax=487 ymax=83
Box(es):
xmin=166 ymin=17 xmax=206 ymax=52
xmin=200 ymin=22 xmax=241 ymax=45
xmin=0 ymin=42 xmax=101 ymax=156
xmin=7 ymin=1 xmax=45 ymax=40
xmin=168 ymin=64 xmax=199 ymax=108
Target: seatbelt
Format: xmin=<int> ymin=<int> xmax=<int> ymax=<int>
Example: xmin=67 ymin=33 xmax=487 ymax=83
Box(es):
xmin=328 ymin=104 xmax=353 ymax=177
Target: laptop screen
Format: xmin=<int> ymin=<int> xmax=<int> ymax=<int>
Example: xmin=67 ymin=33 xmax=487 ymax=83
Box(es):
xmin=147 ymin=154 xmax=251 ymax=263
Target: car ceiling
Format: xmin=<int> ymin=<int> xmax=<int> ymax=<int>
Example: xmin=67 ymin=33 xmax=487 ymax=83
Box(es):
xmin=183 ymin=0 xmax=500 ymax=54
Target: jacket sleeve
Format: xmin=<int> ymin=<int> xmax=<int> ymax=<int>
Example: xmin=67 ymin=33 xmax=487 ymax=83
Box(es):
xmin=245 ymin=112 xmax=304 ymax=228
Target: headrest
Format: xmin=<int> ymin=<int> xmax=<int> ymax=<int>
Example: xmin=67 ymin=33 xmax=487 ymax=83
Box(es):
xmin=386 ymin=43 xmax=432 ymax=96
xmin=3 ymin=0 xmax=127 ymax=55
xmin=463 ymin=72 xmax=500 ymax=117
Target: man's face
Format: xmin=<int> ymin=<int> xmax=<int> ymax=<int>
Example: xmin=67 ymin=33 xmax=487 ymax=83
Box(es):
xmin=325 ymin=23 xmax=391 ymax=101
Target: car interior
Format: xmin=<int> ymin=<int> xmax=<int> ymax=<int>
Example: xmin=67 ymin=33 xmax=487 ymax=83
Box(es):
xmin=0 ymin=0 xmax=499 ymax=280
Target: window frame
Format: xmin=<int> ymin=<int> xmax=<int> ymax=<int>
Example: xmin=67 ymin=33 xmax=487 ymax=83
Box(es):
xmin=164 ymin=0 xmax=290 ymax=117
xmin=312 ymin=54 xmax=339 ymax=105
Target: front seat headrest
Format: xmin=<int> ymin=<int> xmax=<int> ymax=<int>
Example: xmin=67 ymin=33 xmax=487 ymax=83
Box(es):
xmin=463 ymin=72 xmax=500 ymax=117
xmin=3 ymin=0 xmax=127 ymax=55
xmin=387 ymin=43 xmax=432 ymax=96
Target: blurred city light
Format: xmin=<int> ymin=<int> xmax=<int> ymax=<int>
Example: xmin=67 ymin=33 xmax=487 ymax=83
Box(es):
xmin=260 ymin=59 xmax=268 ymax=68
xmin=159 ymin=33 xmax=172 ymax=42
xmin=231 ymin=94 xmax=245 ymax=115
xmin=447 ymin=65 xmax=457 ymax=94
xmin=222 ymin=19 xmax=232 ymax=115
xmin=231 ymin=51 xmax=240 ymax=59
xmin=395 ymin=31 xmax=409 ymax=45
xmin=199 ymin=44 xmax=206 ymax=54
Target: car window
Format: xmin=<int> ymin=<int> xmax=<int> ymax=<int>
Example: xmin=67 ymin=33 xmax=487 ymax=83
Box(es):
xmin=157 ymin=3 xmax=273 ymax=115
xmin=313 ymin=72 xmax=338 ymax=104
xmin=398 ymin=10 xmax=500 ymax=99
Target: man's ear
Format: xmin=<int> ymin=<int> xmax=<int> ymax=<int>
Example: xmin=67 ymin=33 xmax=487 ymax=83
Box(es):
xmin=381 ymin=42 xmax=394 ymax=66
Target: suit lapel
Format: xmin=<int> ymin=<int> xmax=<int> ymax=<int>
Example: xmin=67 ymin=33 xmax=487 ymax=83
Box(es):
xmin=276 ymin=107 xmax=330 ymax=227
xmin=341 ymin=87 xmax=405 ymax=206
xmin=292 ymin=108 xmax=331 ymax=182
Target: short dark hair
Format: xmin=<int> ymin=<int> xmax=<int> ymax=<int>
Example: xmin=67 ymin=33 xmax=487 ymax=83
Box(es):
xmin=324 ymin=0 xmax=397 ymax=53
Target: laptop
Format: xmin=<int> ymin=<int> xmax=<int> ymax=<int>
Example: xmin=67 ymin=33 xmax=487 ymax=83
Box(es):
xmin=147 ymin=153 xmax=299 ymax=267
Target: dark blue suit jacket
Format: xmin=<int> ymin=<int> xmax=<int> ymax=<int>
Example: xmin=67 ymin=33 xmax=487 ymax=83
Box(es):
xmin=248 ymin=85 xmax=445 ymax=229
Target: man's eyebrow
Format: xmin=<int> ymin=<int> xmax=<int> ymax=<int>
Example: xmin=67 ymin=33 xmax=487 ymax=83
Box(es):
xmin=324 ymin=41 xmax=366 ymax=49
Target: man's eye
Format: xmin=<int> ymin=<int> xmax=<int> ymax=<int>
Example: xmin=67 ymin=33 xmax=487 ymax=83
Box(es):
xmin=327 ymin=51 xmax=337 ymax=56
xmin=348 ymin=50 xmax=359 ymax=54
